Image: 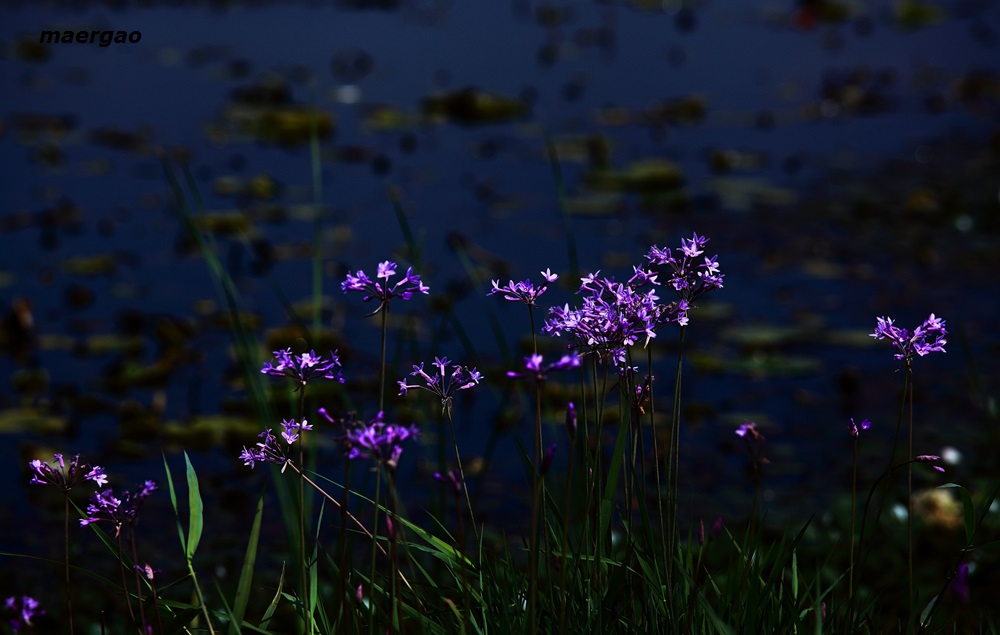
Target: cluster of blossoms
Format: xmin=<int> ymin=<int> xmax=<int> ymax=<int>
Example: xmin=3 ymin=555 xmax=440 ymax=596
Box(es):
xmin=487 ymin=268 xmax=558 ymax=306
xmin=28 ymin=453 xmax=107 ymax=490
xmin=5 ymin=596 xmax=43 ymax=633
xmin=398 ymin=356 xmax=482 ymax=417
xmin=544 ymin=268 xmax=668 ymax=365
xmin=342 ymin=260 xmax=429 ymax=314
xmin=80 ymin=480 xmax=158 ymax=538
xmin=345 ymin=412 xmax=420 ymax=471
xmin=645 ymin=232 xmax=724 ymax=326
xmin=506 ymin=353 xmax=581 ymax=380
xmin=239 ymin=427 xmax=297 ymax=471
xmin=261 ymin=348 xmax=344 ymax=386
xmin=870 ymin=314 xmax=947 ymax=364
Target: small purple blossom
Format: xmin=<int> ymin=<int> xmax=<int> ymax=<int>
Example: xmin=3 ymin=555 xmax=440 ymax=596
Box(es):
xmin=565 ymin=402 xmax=577 ymax=440
xmin=239 ymin=428 xmax=293 ymax=470
xmin=28 ymin=453 xmax=108 ymax=491
xmin=506 ymin=353 xmax=581 ymax=380
xmin=645 ymin=232 xmax=724 ymax=326
xmin=342 ymin=260 xmax=429 ymax=315
xmin=280 ymin=418 xmax=312 ymax=445
xmin=870 ymin=314 xmax=947 ymax=364
xmin=397 ymin=356 xmax=482 ymax=418
xmin=735 ymin=421 xmax=762 ymax=441
xmin=487 ymin=268 xmax=558 ymax=306
xmin=261 ymin=348 xmax=344 ymax=386
xmin=849 ymin=417 xmax=872 ymax=440
xmin=433 ymin=469 xmax=463 ymax=495
xmin=5 ymin=596 xmax=43 ymax=633
xmin=80 ymin=481 xmax=157 ymax=538
xmin=914 ymin=455 xmax=946 ymax=473
xmin=344 ymin=412 xmax=420 ymax=471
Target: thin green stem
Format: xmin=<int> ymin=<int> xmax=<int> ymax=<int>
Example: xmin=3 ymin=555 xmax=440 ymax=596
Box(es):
xmin=369 ymin=468 xmax=382 ymax=635
xmin=849 ymin=437 xmax=858 ymax=602
xmin=667 ymin=325 xmax=686 ymax=598
xmin=296 ymin=386 xmax=310 ymax=635
xmin=63 ymin=493 xmax=75 ymax=635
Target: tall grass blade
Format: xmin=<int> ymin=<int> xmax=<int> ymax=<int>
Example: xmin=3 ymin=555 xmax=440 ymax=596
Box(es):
xmin=230 ymin=495 xmax=265 ymax=634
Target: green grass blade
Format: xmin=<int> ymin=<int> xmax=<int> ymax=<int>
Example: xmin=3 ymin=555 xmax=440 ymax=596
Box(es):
xmin=184 ymin=451 xmax=204 ymax=560
xmin=163 ymin=452 xmax=187 ymax=555
xmin=230 ymin=495 xmax=265 ymax=634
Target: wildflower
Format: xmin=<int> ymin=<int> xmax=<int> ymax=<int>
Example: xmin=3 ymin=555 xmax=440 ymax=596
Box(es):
xmin=735 ymin=421 xmax=763 ymax=441
xmin=28 ymin=453 xmax=107 ymax=490
xmin=5 ymin=596 xmax=43 ymax=633
xmin=280 ymin=418 xmax=312 ymax=445
xmin=506 ymin=353 xmax=581 ymax=380
xmin=544 ymin=270 xmax=668 ymax=365
xmin=710 ymin=516 xmax=724 ymax=539
xmin=342 ymin=260 xmax=429 ymax=315
xmin=870 ymin=314 xmax=947 ymax=365
xmin=261 ymin=348 xmax=343 ymax=387
xmin=849 ymin=417 xmax=872 ymax=439
xmin=433 ymin=469 xmax=463 ymax=495
xmin=735 ymin=421 xmax=769 ymax=478
xmin=344 ymin=411 xmax=420 ymax=471
xmin=397 ymin=356 xmax=482 ymax=418
xmin=914 ymin=455 xmax=946 ymax=473
xmin=80 ymin=480 xmax=157 ymax=538
xmin=239 ymin=428 xmax=292 ymax=471
xmin=565 ymin=402 xmax=577 ymax=440
xmin=136 ymin=563 xmax=162 ymax=581
xmin=645 ymin=232 xmax=724 ymax=326
xmin=487 ymin=268 xmax=558 ymax=306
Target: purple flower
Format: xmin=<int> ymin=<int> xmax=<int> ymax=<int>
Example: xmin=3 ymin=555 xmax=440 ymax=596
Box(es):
xmin=487 ymin=268 xmax=558 ymax=306
xmin=735 ymin=421 xmax=762 ymax=440
xmin=949 ymin=562 xmax=970 ymax=605
xmin=5 ymin=596 xmax=43 ymax=633
xmin=397 ymin=356 xmax=482 ymax=418
xmin=849 ymin=417 xmax=872 ymax=439
xmin=543 ymin=268 xmax=669 ymax=365
xmin=28 ymin=453 xmax=108 ymax=491
xmin=239 ymin=428 xmax=292 ymax=470
xmin=506 ymin=353 xmax=581 ymax=380
xmin=870 ymin=314 xmax=947 ymax=364
xmin=261 ymin=348 xmax=344 ymax=386
xmin=280 ymin=418 xmax=312 ymax=445
xmin=914 ymin=455 xmax=946 ymax=473
xmin=645 ymin=232 xmax=724 ymax=325
xmin=433 ymin=469 xmax=463 ymax=495
xmin=80 ymin=480 xmax=157 ymax=538
xmin=342 ymin=260 xmax=429 ymax=315
xmin=565 ymin=402 xmax=577 ymax=440
xmin=344 ymin=411 xmax=420 ymax=471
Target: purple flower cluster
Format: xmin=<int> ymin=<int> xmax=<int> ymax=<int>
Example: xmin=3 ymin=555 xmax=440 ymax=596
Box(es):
xmin=279 ymin=418 xmax=312 ymax=444
xmin=5 ymin=596 xmax=43 ymax=633
xmin=488 ymin=268 xmax=558 ymax=306
xmin=870 ymin=314 xmax=947 ymax=364
xmin=345 ymin=411 xmax=420 ymax=471
xmin=239 ymin=427 xmax=295 ymax=470
xmin=261 ymin=348 xmax=343 ymax=386
xmin=398 ymin=356 xmax=482 ymax=418
xmin=645 ymin=232 xmax=724 ymax=326
xmin=28 ymin=453 xmax=107 ymax=491
xmin=342 ymin=260 xmax=429 ymax=315
xmin=544 ymin=268 xmax=668 ymax=365
xmin=506 ymin=353 xmax=581 ymax=379
xmin=80 ymin=480 xmax=157 ymax=538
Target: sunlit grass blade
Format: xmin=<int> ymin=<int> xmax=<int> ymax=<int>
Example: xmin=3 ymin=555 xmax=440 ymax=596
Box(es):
xmin=229 ymin=495 xmax=264 ymax=635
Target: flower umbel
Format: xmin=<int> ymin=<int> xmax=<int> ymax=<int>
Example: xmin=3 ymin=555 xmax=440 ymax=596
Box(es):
xmin=28 ymin=453 xmax=107 ymax=491
xmin=80 ymin=480 xmax=157 ymax=538
xmin=645 ymin=232 xmax=724 ymax=326
xmin=870 ymin=313 xmax=947 ymax=365
xmin=849 ymin=417 xmax=872 ymax=439
xmin=5 ymin=596 xmax=43 ymax=633
xmin=342 ymin=260 xmax=430 ymax=315
xmin=261 ymin=348 xmax=344 ymax=387
xmin=239 ymin=428 xmax=293 ymax=471
xmin=488 ymin=268 xmax=558 ymax=306
xmin=345 ymin=411 xmax=420 ymax=471
xmin=397 ymin=356 xmax=482 ymax=418
xmin=506 ymin=353 xmax=581 ymax=380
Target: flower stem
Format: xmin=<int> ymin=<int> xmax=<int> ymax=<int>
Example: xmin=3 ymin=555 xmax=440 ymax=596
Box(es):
xmin=63 ymin=493 xmax=75 ymax=635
